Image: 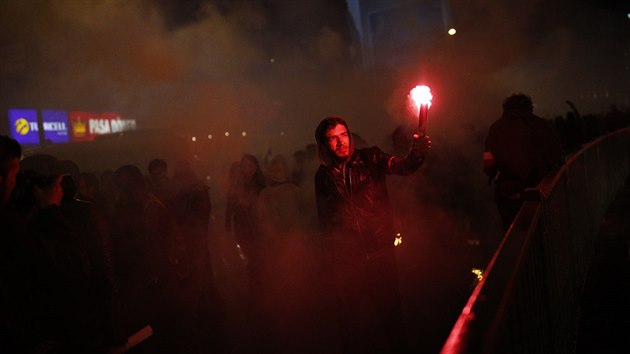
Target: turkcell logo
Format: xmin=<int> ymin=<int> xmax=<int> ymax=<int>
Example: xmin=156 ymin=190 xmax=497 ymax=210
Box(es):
xmin=42 ymin=110 xmax=69 ymax=143
xmin=8 ymin=109 xmax=40 ymax=145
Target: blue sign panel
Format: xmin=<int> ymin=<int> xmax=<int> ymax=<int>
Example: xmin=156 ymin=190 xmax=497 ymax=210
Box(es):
xmin=42 ymin=110 xmax=69 ymax=143
xmin=8 ymin=109 xmax=40 ymax=145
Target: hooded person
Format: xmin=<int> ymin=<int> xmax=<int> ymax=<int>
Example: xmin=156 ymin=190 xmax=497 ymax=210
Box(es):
xmin=313 ymin=116 xmax=431 ymax=354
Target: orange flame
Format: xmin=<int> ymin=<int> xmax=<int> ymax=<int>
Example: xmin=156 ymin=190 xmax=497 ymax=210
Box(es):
xmin=394 ymin=232 xmax=403 ymax=246
xmin=410 ymin=85 xmax=432 ymax=108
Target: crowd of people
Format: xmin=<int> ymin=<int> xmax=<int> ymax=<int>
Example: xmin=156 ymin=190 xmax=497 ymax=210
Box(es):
xmin=553 ymin=102 xmax=630 ymax=154
xmin=0 ymin=140 xmax=225 ymax=353
xmin=1 ymin=99 xmax=630 ymax=354
xmin=0 ymin=114 xmax=430 ymax=353
xmin=1 ymin=123 xmax=340 ymax=353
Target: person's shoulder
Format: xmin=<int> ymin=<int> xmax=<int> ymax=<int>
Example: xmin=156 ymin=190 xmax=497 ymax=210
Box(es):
xmin=315 ymin=163 xmax=328 ymax=175
xmin=489 ymin=114 xmax=532 ymax=134
xmin=314 ymin=164 xmax=334 ymax=185
xmin=487 ymin=117 xmax=506 ymax=134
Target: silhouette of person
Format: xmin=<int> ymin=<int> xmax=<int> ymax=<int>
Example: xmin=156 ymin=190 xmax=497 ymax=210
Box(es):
xmin=484 ymin=93 xmax=564 ymax=231
xmin=57 ymin=159 xmax=123 ymax=347
xmin=291 ymin=149 xmax=307 ymax=186
xmin=225 ymin=154 xmax=266 ymax=294
xmin=147 ymin=158 xmax=177 ymax=207
xmin=0 ymin=136 xmax=46 ymax=352
xmin=2 ymin=144 xmax=107 ymax=352
xmin=77 ymin=171 xmax=100 ymax=202
xmin=111 ymin=164 xmax=197 ymax=353
xmin=171 ymin=160 xmax=226 ymax=351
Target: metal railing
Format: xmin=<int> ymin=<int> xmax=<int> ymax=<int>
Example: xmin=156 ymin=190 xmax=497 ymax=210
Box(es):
xmin=441 ymin=127 xmax=630 ymax=354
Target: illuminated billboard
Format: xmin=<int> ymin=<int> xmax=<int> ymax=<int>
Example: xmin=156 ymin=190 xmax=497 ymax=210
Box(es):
xmin=69 ymin=111 xmax=136 ymax=142
xmin=41 ymin=110 xmax=69 ymax=143
xmin=7 ymin=109 xmax=137 ymax=144
xmin=8 ymin=109 xmax=40 ymax=145
xmin=68 ymin=111 xmax=92 ymax=142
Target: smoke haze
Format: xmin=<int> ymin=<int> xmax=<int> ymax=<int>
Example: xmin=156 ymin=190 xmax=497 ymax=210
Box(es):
xmin=1 ymin=0 xmax=627 ymax=265
xmin=1 ymin=0 xmax=627 ymax=153
xmin=2 ymin=1 xmax=628 ymax=352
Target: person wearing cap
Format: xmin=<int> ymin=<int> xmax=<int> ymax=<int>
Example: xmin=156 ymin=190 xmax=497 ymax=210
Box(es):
xmin=314 ymin=117 xmax=431 ymax=353
xmin=0 ymin=137 xmax=106 ymax=352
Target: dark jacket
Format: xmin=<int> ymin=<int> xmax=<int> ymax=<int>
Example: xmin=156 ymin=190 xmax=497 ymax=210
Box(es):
xmin=1 ymin=203 xmax=104 ymax=353
xmin=315 ymin=146 xmax=423 ymax=263
xmin=484 ymin=109 xmax=564 ymax=199
xmin=0 ymin=205 xmax=46 ymax=353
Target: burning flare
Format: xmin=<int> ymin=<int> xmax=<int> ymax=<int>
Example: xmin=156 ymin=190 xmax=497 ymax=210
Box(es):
xmin=410 ymin=85 xmax=433 ymax=108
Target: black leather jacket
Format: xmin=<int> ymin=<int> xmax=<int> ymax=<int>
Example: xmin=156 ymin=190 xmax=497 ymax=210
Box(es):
xmin=315 ymin=146 xmax=422 ymax=263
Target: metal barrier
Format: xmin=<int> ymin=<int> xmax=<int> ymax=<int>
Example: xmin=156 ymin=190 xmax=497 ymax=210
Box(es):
xmin=441 ymin=127 xmax=630 ymax=354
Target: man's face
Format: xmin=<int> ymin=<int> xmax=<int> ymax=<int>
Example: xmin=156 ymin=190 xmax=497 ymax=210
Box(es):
xmin=325 ymin=124 xmax=350 ymax=160
xmin=1 ymin=158 xmax=20 ymax=203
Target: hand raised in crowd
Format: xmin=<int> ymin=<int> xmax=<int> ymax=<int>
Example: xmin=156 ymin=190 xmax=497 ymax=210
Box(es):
xmin=410 ymin=133 xmax=432 ymax=159
xmin=33 ymin=175 xmax=64 ymax=209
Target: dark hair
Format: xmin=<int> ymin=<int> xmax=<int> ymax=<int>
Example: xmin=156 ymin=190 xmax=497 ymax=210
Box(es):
xmin=0 ymin=135 xmax=22 ymax=177
xmin=80 ymin=172 xmax=100 ymax=191
xmin=59 ymin=160 xmax=80 ymax=202
xmin=113 ymin=165 xmax=146 ymax=195
xmin=240 ymin=154 xmax=265 ymax=192
xmin=314 ymin=116 xmax=355 ymax=166
xmin=148 ymin=158 xmax=167 ymax=172
xmin=315 ymin=116 xmax=348 ymax=145
xmin=502 ymin=93 xmax=534 ymax=113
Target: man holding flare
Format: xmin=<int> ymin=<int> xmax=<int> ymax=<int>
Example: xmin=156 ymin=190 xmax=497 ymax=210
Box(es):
xmin=314 ymin=85 xmax=432 ymax=353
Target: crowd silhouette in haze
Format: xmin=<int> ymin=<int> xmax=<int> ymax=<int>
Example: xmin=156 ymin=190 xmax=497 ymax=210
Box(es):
xmin=1 ymin=101 xmax=629 ymax=354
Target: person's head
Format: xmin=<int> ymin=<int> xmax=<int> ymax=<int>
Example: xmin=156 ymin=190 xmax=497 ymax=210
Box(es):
xmin=502 ymin=93 xmax=534 ymax=114
xmin=113 ymin=165 xmax=146 ymax=199
xmin=266 ymin=154 xmax=289 ymax=184
xmin=59 ymin=160 xmax=80 ymax=202
xmin=16 ymin=154 xmax=65 ymax=208
xmin=305 ymin=144 xmax=317 ymax=160
xmin=0 ymin=135 xmax=22 ymax=203
xmin=148 ymin=158 xmax=168 ymax=179
xmin=315 ymin=116 xmax=355 ymax=165
xmin=240 ymin=154 xmax=262 ymax=180
xmin=78 ymin=172 xmax=100 ymax=201
xmin=239 ymin=154 xmax=265 ymax=191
